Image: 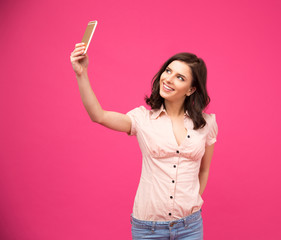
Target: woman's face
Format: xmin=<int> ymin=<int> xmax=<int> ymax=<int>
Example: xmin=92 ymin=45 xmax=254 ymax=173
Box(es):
xmin=159 ymin=60 xmax=196 ymax=104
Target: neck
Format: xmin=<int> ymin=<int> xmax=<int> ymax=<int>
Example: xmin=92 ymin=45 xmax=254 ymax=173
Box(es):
xmin=164 ymin=100 xmax=185 ymax=118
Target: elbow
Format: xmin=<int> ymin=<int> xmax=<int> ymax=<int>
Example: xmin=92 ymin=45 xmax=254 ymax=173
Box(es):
xmin=89 ymin=111 xmax=104 ymax=124
xmin=90 ymin=116 xmax=102 ymax=124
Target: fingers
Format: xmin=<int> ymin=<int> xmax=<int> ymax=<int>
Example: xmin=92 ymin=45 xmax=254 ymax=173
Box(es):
xmin=74 ymin=43 xmax=86 ymax=53
xmin=70 ymin=52 xmax=86 ymax=62
xmin=71 ymin=55 xmax=86 ymax=62
xmin=71 ymin=48 xmax=85 ymax=57
xmin=75 ymin=43 xmax=86 ymax=47
xmin=71 ymin=43 xmax=86 ymax=58
xmin=70 ymin=43 xmax=89 ymax=64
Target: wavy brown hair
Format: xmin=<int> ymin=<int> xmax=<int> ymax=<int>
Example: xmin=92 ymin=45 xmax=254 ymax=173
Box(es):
xmin=145 ymin=52 xmax=210 ymax=130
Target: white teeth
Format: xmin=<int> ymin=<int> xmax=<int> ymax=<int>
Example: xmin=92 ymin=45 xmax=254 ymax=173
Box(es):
xmin=164 ymin=83 xmax=174 ymax=91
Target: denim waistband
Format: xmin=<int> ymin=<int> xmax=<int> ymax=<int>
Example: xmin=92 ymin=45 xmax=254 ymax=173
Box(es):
xmin=130 ymin=209 xmax=202 ymax=230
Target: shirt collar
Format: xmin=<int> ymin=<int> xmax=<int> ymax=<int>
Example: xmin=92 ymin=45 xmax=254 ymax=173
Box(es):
xmin=150 ymin=104 xmax=190 ymax=119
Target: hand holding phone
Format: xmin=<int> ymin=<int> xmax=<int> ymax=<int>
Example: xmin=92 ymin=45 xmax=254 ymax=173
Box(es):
xmin=81 ymin=20 xmax=98 ymax=55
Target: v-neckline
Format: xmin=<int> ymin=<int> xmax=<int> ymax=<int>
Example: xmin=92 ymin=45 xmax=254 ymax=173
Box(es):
xmin=173 ymin=127 xmax=188 ymax=147
xmin=168 ymin=118 xmax=188 ymax=147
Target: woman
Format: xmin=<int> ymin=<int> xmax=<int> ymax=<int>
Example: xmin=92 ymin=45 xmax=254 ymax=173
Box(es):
xmin=70 ymin=43 xmax=218 ymax=240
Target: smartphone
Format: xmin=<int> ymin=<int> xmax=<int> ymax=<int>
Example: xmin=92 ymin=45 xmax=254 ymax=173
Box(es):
xmin=81 ymin=20 xmax=98 ymax=55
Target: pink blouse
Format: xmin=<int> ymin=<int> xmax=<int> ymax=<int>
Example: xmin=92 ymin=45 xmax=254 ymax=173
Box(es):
xmin=126 ymin=105 xmax=218 ymax=221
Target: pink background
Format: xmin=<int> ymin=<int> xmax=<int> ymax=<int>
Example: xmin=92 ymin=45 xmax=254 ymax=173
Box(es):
xmin=1 ymin=0 xmax=280 ymax=239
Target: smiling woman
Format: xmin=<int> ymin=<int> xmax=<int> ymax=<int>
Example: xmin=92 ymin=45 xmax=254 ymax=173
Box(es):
xmin=70 ymin=44 xmax=218 ymax=240
xmin=146 ymin=52 xmax=210 ymax=130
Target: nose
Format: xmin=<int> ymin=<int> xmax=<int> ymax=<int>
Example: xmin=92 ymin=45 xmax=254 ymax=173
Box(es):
xmin=166 ymin=75 xmax=173 ymax=83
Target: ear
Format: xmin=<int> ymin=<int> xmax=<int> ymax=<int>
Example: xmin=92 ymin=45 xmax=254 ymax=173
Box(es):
xmin=186 ymin=87 xmax=196 ymax=96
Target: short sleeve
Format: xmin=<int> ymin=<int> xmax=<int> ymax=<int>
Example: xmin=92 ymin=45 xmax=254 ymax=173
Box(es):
xmin=126 ymin=106 xmax=147 ymax=136
xmin=206 ymin=114 xmax=218 ymax=146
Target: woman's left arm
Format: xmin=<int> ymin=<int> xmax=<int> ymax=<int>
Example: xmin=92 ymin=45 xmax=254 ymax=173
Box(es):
xmin=198 ymin=144 xmax=215 ymax=196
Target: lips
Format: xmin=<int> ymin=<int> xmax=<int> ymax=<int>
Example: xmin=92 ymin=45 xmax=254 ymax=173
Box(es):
xmin=163 ymin=82 xmax=174 ymax=91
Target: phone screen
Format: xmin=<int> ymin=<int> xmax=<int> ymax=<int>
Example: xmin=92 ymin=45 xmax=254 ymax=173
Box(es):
xmin=81 ymin=21 xmax=98 ymax=55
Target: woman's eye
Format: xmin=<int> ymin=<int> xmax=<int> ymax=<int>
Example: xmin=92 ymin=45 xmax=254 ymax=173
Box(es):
xmin=166 ymin=69 xmax=171 ymax=73
xmin=178 ymin=76 xmax=184 ymax=81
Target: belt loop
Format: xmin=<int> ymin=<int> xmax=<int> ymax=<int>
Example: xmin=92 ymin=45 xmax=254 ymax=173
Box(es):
xmin=184 ymin=217 xmax=188 ymax=229
xmin=151 ymin=221 xmax=156 ymax=233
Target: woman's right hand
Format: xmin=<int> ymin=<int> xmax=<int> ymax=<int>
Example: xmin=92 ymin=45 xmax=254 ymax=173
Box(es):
xmin=70 ymin=43 xmax=89 ymax=76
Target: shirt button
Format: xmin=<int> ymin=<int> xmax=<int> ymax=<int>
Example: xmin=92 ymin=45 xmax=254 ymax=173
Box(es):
xmin=169 ymin=213 xmax=172 ymax=216
xmin=173 ymin=165 xmax=176 ymax=168
xmin=170 ymin=196 xmax=173 ymax=199
xmin=176 ymin=150 xmax=179 ymax=154
xmin=172 ymin=180 xmax=175 ymax=183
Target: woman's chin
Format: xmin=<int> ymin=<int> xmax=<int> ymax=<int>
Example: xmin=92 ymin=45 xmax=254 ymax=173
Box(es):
xmin=160 ymin=90 xmax=172 ymax=99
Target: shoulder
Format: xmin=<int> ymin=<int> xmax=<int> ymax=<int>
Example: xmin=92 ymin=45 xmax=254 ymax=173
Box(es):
xmin=202 ymin=112 xmax=217 ymax=128
xmin=126 ymin=105 xmax=150 ymax=118
xmin=202 ymin=112 xmax=218 ymax=144
xmin=127 ymin=105 xmax=149 ymax=113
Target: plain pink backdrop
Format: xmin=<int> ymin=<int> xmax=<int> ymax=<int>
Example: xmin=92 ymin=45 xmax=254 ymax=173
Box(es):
xmin=1 ymin=0 xmax=280 ymax=239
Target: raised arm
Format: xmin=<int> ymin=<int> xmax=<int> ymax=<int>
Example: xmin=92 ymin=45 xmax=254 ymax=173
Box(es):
xmin=70 ymin=43 xmax=132 ymax=133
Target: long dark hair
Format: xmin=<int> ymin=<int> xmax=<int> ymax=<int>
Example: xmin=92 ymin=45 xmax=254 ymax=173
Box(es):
xmin=145 ymin=52 xmax=210 ymax=130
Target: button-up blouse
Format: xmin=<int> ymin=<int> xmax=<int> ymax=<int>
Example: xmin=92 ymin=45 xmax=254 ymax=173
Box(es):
xmin=126 ymin=105 xmax=218 ymax=221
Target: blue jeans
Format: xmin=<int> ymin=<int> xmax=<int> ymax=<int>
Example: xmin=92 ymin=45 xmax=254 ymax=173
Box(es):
xmin=130 ymin=209 xmax=203 ymax=240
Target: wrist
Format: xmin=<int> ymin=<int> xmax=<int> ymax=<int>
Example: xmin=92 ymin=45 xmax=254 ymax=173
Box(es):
xmin=76 ymin=68 xmax=88 ymax=79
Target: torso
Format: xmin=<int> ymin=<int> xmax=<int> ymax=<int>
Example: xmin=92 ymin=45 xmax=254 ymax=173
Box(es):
xmin=127 ymin=105 xmax=217 ymax=221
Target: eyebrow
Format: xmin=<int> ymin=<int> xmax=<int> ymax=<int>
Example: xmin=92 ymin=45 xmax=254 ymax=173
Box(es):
xmin=166 ymin=67 xmax=187 ymax=80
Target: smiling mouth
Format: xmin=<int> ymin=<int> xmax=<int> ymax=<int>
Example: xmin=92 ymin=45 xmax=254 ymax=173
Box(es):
xmin=163 ymin=83 xmax=174 ymax=91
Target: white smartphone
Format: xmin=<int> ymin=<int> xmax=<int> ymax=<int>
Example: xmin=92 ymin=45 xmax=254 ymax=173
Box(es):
xmin=81 ymin=20 xmax=98 ymax=55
